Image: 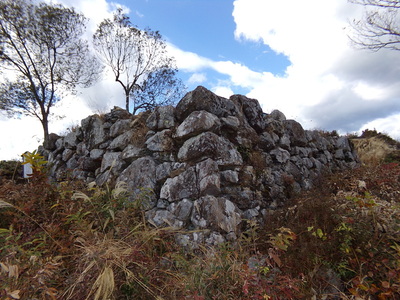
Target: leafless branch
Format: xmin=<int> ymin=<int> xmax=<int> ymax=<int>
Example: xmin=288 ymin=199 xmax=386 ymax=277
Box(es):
xmin=349 ymin=0 xmax=400 ymax=51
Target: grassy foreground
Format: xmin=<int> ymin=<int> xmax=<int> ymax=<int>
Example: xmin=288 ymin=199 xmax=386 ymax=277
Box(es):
xmin=0 ymin=134 xmax=399 ymax=299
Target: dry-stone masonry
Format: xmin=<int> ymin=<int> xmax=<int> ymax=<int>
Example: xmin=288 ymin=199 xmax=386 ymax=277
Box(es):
xmin=41 ymin=86 xmax=359 ymax=247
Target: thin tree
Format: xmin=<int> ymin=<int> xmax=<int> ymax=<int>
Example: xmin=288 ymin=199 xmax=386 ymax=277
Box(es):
xmin=93 ymin=9 xmax=184 ymax=114
xmin=130 ymin=66 xmax=186 ymax=113
xmin=0 ymin=0 xmax=101 ymax=145
xmin=349 ymin=0 xmax=400 ymax=51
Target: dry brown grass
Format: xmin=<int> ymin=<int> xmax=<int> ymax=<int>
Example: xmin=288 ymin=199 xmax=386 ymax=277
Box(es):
xmin=63 ymin=235 xmax=166 ymax=300
xmin=351 ymin=136 xmax=399 ymax=165
xmin=130 ymin=111 xmax=151 ymax=147
xmin=1 ymin=132 xmax=400 ymax=299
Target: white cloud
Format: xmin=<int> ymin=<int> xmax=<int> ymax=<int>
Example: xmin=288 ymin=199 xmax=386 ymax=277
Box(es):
xmin=135 ymin=10 xmax=144 ymax=18
xmin=210 ymin=61 xmax=265 ymax=88
xmin=233 ymin=0 xmax=355 ymax=69
xmin=2 ymin=0 xmax=399 ymax=160
xmin=168 ymin=44 xmax=268 ymax=96
xmin=48 ymin=0 xmax=131 ymax=42
xmin=0 ymin=0 xmax=128 ymax=160
xmin=0 ymin=116 xmax=43 ymax=160
xmin=232 ymin=0 xmax=400 ymax=138
xmin=167 ymin=44 xmax=212 ymax=72
xmin=188 ymin=73 xmax=207 ymax=85
xmin=361 ymin=114 xmax=400 ymax=140
xmin=353 ymin=82 xmax=389 ymax=101
xmin=212 ymin=86 xmax=234 ymax=98
xmin=55 ymin=0 xmax=400 ymax=142
xmin=0 ymin=94 xmax=99 ymax=160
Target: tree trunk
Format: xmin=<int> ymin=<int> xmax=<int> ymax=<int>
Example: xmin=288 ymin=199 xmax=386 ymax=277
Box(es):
xmin=125 ymin=90 xmax=130 ymax=112
xmin=41 ymin=114 xmax=50 ymax=147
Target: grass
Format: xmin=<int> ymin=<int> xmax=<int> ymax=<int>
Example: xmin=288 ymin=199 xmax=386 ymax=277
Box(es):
xmin=0 ymin=133 xmax=399 ymax=299
xmin=260 ymin=164 xmax=400 ymax=299
xmin=351 ymin=137 xmax=397 ymax=165
xmin=0 ymin=160 xmax=22 ymax=182
xmin=350 ymin=129 xmax=400 ymax=165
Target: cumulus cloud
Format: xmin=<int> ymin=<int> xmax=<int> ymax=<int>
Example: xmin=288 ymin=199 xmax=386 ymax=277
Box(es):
xmin=188 ymin=73 xmax=207 ymax=85
xmin=135 ymin=10 xmax=144 ymax=18
xmin=210 ymin=61 xmax=265 ymax=88
xmin=232 ymin=0 xmax=400 ymax=137
xmin=302 ymin=87 xmax=400 ymax=132
xmin=51 ymin=0 xmax=400 ymax=141
xmin=0 ymin=0 xmax=124 ymax=160
xmin=0 ymin=115 xmax=43 ymax=160
xmin=212 ymin=86 xmax=234 ymax=98
xmin=361 ymin=114 xmax=400 ymax=139
xmin=167 ymin=44 xmax=212 ymax=72
xmin=2 ymin=0 xmax=399 ymax=160
xmin=49 ymin=0 xmax=125 ymax=23
xmin=168 ymin=43 xmax=267 ymax=94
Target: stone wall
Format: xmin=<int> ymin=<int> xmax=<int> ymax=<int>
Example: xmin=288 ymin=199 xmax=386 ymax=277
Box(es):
xmin=42 ymin=86 xmax=359 ymax=247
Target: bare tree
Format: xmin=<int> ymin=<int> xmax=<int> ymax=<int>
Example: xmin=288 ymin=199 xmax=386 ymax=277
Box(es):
xmin=0 ymin=0 xmax=101 ymax=145
xmin=93 ymin=9 xmax=185 ymax=114
xmin=349 ymin=0 xmax=400 ymax=51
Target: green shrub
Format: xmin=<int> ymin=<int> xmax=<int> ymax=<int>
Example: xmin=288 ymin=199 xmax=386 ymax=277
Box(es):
xmin=0 ymin=160 xmax=22 ymax=180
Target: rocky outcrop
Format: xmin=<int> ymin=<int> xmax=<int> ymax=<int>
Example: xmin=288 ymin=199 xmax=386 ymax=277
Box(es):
xmin=42 ymin=86 xmax=359 ymax=247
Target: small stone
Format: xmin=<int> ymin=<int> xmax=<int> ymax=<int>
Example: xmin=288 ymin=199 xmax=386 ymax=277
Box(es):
xmin=220 ymin=170 xmax=239 ymax=184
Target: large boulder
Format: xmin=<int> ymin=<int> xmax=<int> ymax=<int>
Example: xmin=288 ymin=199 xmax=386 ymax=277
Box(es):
xmin=43 ymin=133 xmax=61 ymax=151
xmin=78 ymin=156 xmax=101 ymax=173
xmin=117 ymin=156 xmax=157 ymax=204
xmin=191 ymin=196 xmax=242 ymax=235
xmin=145 ymin=129 xmax=174 ymax=152
xmin=196 ymin=158 xmax=221 ymax=197
xmin=178 ymin=132 xmax=243 ymax=166
xmin=175 ymin=86 xmax=242 ymax=122
xmin=81 ymin=115 xmax=109 ymax=149
xmin=168 ymin=199 xmax=193 ymax=224
xmin=230 ymin=94 xmax=266 ymax=133
xmin=160 ymin=167 xmax=198 ymax=202
xmin=270 ymin=109 xmax=286 ymax=121
xmin=64 ymin=129 xmax=82 ymax=150
xmin=103 ymin=106 xmax=131 ymax=123
xmin=146 ymin=105 xmax=176 ymax=130
xmin=110 ymin=119 xmax=131 ymax=138
xmin=284 ymin=120 xmax=307 ymax=147
xmin=175 ymin=110 xmax=221 ymax=140
xmin=121 ymin=145 xmax=147 ymax=163
xmin=108 ymin=129 xmax=135 ymax=151
xmin=100 ymin=151 xmax=125 ymax=174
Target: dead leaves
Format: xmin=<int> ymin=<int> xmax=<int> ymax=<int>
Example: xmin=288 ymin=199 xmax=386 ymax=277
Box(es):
xmin=1 ymin=262 xmax=20 ymax=299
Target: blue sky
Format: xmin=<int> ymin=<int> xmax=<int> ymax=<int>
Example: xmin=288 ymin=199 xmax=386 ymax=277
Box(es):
xmin=1 ymin=0 xmax=400 ymax=160
xmin=126 ymin=1 xmax=289 ymax=70
xmin=120 ymin=0 xmax=290 ymax=94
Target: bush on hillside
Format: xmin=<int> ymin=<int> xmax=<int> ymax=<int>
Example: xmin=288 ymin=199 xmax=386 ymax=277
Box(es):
xmin=351 ymin=129 xmax=400 ymax=164
xmin=0 ymin=160 xmax=22 ymax=180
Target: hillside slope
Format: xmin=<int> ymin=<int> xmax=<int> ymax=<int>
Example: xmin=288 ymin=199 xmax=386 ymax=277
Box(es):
xmin=351 ymin=129 xmax=400 ymax=165
xmin=0 ymin=130 xmax=399 ymax=299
